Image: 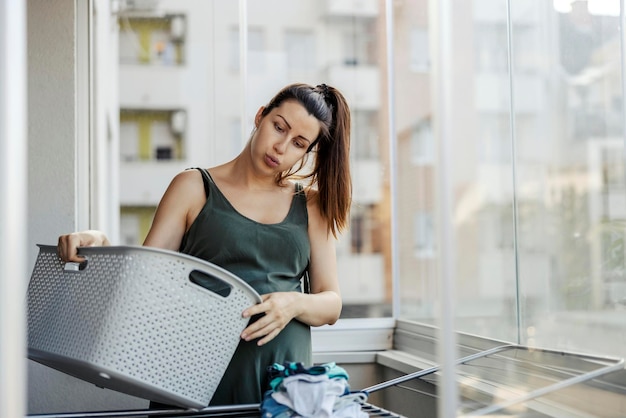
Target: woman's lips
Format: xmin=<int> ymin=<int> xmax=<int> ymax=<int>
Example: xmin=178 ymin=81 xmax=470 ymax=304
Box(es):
xmin=265 ymin=154 xmax=279 ymax=168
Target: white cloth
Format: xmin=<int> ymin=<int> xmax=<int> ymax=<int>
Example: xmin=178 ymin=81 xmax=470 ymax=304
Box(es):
xmin=334 ymin=392 xmax=369 ymax=418
xmin=271 ymin=374 xmax=347 ymax=418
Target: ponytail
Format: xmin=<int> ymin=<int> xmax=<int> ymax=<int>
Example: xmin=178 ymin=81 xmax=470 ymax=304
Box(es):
xmin=310 ymin=85 xmax=351 ymax=238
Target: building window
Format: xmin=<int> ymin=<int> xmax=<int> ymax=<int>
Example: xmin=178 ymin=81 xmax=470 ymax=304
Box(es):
xmin=120 ymin=207 xmax=156 ymax=246
xmin=285 ymin=29 xmax=316 ymax=72
xmin=118 ymin=14 xmax=186 ymax=66
xmin=352 ymin=111 xmax=379 ymax=159
xmin=414 ymin=211 xmax=435 ymax=258
xmin=341 ymin=22 xmax=375 ymax=66
xmin=119 ymin=109 xmax=185 ymax=161
xmin=410 ymin=27 xmax=430 ymax=72
xmin=410 ymin=120 xmax=434 ymax=166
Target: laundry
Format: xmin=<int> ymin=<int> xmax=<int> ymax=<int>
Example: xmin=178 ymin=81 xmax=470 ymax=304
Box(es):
xmin=260 ymin=362 xmax=368 ymax=418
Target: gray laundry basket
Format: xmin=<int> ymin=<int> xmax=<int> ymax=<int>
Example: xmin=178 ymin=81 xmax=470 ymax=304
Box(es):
xmin=27 ymin=244 xmax=262 ymax=409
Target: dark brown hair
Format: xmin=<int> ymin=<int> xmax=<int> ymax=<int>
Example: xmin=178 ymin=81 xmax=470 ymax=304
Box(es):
xmin=261 ymin=83 xmax=351 ymax=237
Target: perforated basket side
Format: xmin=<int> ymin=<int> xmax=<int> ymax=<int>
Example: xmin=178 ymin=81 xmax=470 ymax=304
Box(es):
xmin=27 ymin=245 xmax=261 ymax=408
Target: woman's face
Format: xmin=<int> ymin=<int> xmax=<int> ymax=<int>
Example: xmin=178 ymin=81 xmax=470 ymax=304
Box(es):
xmin=252 ymin=99 xmax=321 ymax=174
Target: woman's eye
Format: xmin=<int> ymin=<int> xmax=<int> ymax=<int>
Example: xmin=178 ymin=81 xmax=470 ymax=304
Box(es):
xmin=293 ymin=140 xmax=305 ymax=149
xmin=274 ymin=123 xmax=284 ymax=133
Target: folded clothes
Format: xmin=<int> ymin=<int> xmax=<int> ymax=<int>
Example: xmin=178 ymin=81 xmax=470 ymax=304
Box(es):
xmin=260 ymin=362 xmax=368 ymax=418
xmin=267 ymin=361 xmax=349 ymax=391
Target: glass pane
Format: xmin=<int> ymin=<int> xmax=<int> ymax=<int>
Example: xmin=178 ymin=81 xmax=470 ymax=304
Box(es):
xmin=117 ymin=0 xmax=391 ymax=318
xmin=246 ymin=0 xmax=390 ymax=318
xmin=118 ymin=0 xmax=241 ymax=243
xmin=395 ymin=0 xmax=520 ymax=342
xmin=393 ymin=0 xmax=440 ymax=322
xmin=514 ymin=0 xmax=625 ymax=359
xmin=397 ymin=0 xmax=626 ymax=360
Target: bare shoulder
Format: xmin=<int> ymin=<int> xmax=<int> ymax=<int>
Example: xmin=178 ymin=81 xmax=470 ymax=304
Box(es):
xmin=167 ymin=169 xmax=204 ymax=194
xmin=159 ymin=169 xmax=208 ymax=212
xmin=172 ymin=168 xmax=202 ymax=184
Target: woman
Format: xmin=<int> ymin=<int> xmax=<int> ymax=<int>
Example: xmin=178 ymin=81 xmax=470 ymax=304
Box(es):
xmin=57 ymin=83 xmax=352 ymax=405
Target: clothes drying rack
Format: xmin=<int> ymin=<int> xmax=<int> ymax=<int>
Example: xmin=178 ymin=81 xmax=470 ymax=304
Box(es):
xmin=28 ymin=402 xmax=404 ymax=418
xmin=28 ymin=343 xmax=623 ymax=418
xmin=362 ymin=343 xmax=625 ymax=416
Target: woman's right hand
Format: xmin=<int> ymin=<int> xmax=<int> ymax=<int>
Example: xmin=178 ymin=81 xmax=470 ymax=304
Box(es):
xmin=57 ymin=230 xmax=111 ymax=262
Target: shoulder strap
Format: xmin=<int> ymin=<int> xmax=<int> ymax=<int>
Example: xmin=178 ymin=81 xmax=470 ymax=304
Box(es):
xmin=198 ymin=168 xmax=212 ymax=198
xmin=186 ymin=167 xmax=212 ymax=198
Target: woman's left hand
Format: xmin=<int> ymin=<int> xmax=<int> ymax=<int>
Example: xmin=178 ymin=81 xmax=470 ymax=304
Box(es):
xmin=240 ymin=292 xmax=301 ymax=346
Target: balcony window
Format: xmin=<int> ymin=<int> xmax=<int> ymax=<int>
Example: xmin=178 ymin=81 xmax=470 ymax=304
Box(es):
xmin=118 ymin=14 xmax=186 ymax=66
xmin=119 ymin=109 xmax=185 ymax=162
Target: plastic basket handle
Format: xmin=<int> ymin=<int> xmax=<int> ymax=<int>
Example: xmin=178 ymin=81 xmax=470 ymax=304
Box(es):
xmin=63 ymin=250 xmax=89 ymax=272
xmin=188 ymin=269 xmax=233 ymax=298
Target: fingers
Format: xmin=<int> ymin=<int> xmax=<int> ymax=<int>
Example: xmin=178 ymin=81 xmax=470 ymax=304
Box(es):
xmin=57 ymin=233 xmax=85 ymax=262
xmin=57 ymin=231 xmax=108 ymax=262
xmin=240 ymin=295 xmax=290 ymax=346
xmin=241 ymin=314 xmax=284 ymax=346
xmin=241 ymin=293 xmax=272 ymax=319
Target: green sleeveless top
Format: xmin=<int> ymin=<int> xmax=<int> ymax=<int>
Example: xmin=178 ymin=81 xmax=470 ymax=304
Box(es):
xmin=179 ymin=168 xmax=312 ymax=406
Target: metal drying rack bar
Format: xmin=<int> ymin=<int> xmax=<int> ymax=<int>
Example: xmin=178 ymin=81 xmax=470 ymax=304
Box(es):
xmin=363 ymin=343 xmax=624 ymax=416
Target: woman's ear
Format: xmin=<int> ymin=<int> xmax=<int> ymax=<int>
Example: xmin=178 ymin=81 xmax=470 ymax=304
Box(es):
xmin=254 ymin=106 xmax=265 ymax=127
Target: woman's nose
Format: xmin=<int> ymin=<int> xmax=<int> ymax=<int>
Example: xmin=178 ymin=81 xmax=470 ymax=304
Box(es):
xmin=273 ymin=138 xmax=288 ymax=154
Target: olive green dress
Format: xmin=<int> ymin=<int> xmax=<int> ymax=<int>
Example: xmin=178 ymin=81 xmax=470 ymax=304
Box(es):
xmin=179 ymin=168 xmax=312 ymax=406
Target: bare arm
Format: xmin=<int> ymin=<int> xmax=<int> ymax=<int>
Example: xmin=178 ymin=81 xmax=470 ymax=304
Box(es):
xmin=240 ymin=190 xmax=342 ymax=346
xmin=57 ymin=170 xmax=204 ymax=261
xmin=142 ymin=170 xmax=204 ymax=250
